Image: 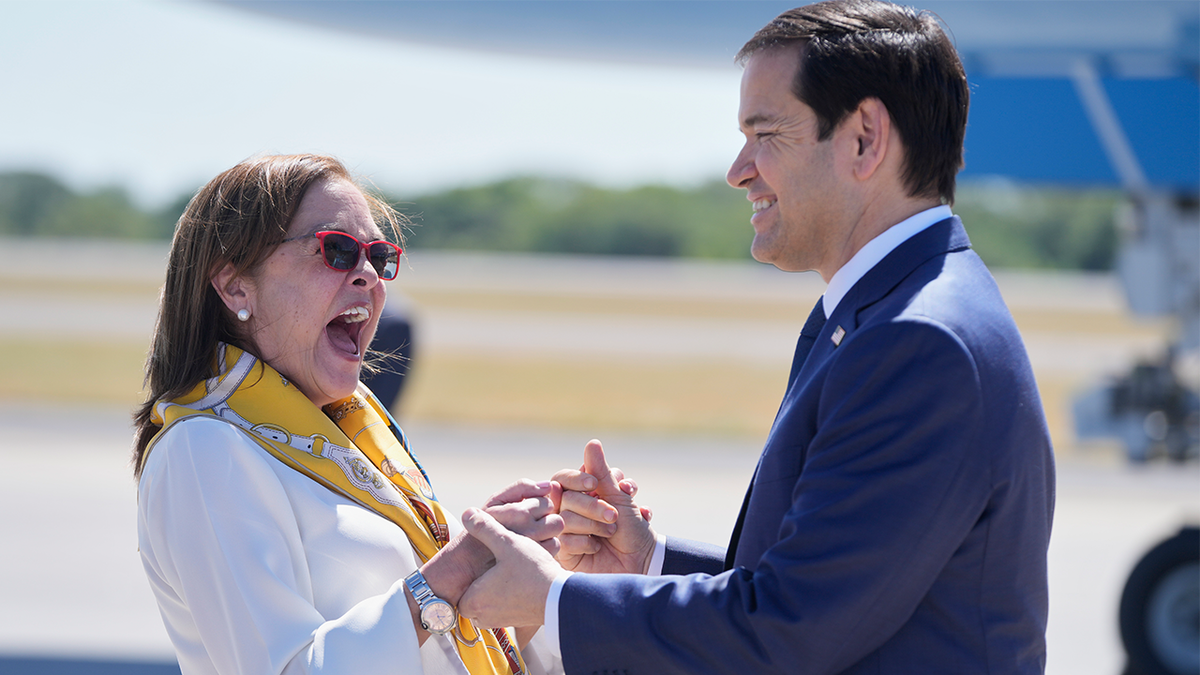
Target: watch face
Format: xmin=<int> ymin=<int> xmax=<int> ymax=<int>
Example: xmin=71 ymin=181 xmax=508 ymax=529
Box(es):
xmin=422 ymin=599 xmax=456 ymax=634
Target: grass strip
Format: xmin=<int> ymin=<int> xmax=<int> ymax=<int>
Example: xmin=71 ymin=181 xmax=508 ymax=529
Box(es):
xmin=397 ymin=352 xmax=788 ymax=438
xmin=0 ymin=335 xmax=1089 ymax=454
xmin=0 ymin=338 xmax=149 ymax=405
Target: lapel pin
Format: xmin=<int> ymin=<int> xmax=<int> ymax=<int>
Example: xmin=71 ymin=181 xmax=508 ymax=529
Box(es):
xmin=831 ymin=325 xmax=846 ymax=346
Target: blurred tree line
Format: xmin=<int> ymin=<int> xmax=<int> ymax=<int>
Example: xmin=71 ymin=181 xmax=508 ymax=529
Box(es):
xmin=393 ymin=177 xmax=750 ymax=259
xmin=0 ymin=171 xmax=189 ymax=240
xmin=0 ymin=170 xmax=1121 ymax=270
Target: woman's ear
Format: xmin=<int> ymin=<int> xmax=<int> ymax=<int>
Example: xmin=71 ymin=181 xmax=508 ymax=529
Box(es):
xmin=211 ymin=262 xmax=251 ymax=317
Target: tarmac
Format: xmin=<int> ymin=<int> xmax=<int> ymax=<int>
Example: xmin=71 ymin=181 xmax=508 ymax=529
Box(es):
xmin=0 ymin=240 xmax=1196 ymax=674
xmin=0 ymin=405 xmax=1196 ymax=674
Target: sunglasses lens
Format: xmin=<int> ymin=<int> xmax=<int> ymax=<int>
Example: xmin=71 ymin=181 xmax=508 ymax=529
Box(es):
xmin=321 ymin=232 xmax=360 ymax=270
xmin=368 ymin=242 xmax=400 ymax=280
xmin=312 ymin=232 xmax=399 ymax=279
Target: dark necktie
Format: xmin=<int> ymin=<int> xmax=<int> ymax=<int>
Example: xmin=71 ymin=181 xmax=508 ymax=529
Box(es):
xmin=725 ymin=297 xmax=827 ymax=570
xmin=786 ymin=297 xmax=829 ymax=389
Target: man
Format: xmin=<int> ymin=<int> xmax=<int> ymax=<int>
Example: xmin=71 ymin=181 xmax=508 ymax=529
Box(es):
xmin=459 ymin=1 xmax=1055 ymax=673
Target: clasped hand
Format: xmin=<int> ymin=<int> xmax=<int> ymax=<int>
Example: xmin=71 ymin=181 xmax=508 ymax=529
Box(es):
xmin=552 ymin=439 xmax=658 ymax=575
xmin=457 ymin=439 xmax=658 ymax=629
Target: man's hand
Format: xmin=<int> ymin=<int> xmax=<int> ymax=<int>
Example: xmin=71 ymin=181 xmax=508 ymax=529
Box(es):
xmin=553 ymin=439 xmax=657 ymax=575
xmin=421 ymin=480 xmax=562 ymax=610
xmin=457 ymin=507 xmax=559 ymax=629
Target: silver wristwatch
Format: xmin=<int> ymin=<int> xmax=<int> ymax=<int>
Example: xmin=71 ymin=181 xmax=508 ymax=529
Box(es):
xmin=404 ymin=570 xmax=457 ymax=635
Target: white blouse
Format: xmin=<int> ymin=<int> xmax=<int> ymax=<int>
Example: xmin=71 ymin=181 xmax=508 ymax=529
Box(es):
xmin=137 ymin=416 xmax=559 ymax=675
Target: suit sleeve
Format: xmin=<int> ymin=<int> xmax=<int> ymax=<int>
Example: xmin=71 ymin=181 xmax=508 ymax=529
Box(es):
xmin=558 ymin=319 xmax=991 ymax=675
xmin=662 ymin=537 xmax=726 ymax=576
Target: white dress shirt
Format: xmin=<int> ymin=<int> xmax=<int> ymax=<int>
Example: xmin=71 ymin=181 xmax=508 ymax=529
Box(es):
xmin=823 ymin=205 xmax=952 ymax=317
xmin=541 ymin=205 xmax=955 ymax=661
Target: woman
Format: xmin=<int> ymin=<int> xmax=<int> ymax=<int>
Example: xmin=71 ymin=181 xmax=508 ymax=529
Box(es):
xmin=133 ymin=154 xmax=562 ymax=675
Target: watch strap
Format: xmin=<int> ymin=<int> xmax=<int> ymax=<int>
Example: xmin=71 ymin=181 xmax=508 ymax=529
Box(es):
xmin=404 ymin=570 xmax=456 ymax=635
xmin=405 ymin=570 xmax=437 ymax=605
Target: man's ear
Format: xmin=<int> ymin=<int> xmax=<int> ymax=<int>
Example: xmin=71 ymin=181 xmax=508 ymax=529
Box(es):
xmin=211 ymin=262 xmax=251 ymax=316
xmin=849 ymin=97 xmax=891 ymax=182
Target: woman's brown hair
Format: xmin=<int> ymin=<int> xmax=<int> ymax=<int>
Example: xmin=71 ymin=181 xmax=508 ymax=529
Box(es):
xmin=131 ymin=154 xmax=404 ymax=476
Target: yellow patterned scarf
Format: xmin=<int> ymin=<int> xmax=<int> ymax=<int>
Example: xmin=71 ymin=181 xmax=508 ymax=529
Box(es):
xmin=143 ymin=344 xmax=525 ymax=675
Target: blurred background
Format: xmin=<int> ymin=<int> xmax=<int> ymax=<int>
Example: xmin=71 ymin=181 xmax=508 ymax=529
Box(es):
xmin=0 ymin=1 xmax=1196 ymax=674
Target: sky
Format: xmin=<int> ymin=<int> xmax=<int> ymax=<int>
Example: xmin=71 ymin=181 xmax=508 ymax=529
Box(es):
xmin=2 ymin=0 xmax=1195 ymax=208
xmin=0 ymin=0 xmax=744 ymax=208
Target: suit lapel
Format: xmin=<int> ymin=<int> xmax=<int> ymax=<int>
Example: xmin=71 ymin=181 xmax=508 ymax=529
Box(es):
xmin=725 ymin=298 xmax=826 ymax=569
xmin=725 ymin=217 xmax=972 ymax=568
xmin=805 ymin=217 xmax=970 ymax=372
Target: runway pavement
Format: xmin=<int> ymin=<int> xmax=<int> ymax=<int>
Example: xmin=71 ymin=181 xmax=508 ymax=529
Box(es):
xmin=0 ymin=239 xmax=1195 ymax=673
xmin=0 ymin=241 xmax=1170 ymax=374
xmin=0 ymin=402 xmax=1195 ymax=674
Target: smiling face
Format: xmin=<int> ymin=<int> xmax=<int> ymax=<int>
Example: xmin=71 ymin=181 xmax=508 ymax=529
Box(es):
xmin=226 ymin=178 xmax=387 ymax=408
xmin=726 ymin=44 xmax=855 ymax=278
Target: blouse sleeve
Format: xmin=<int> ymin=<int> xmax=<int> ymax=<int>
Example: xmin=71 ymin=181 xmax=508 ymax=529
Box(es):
xmin=137 ymin=417 xmax=426 ymax=675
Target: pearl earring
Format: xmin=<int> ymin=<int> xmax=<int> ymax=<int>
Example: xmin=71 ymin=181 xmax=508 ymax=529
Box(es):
xmin=237 ymin=308 xmax=250 ymax=322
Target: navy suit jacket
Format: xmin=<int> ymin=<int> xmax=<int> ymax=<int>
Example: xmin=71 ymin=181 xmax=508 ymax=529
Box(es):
xmin=558 ymin=217 xmax=1055 ymax=674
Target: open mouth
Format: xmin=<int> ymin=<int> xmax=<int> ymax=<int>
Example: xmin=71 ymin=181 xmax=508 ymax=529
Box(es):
xmin=326 ymin=306 xmax=370 ymax=356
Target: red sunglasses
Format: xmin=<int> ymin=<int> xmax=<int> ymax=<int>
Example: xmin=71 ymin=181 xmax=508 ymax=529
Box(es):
xmin=283 ymin=231 xmax=402 ymax=281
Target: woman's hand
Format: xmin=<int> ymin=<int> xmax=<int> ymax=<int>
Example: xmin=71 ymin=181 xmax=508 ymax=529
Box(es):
xmin=552 ymin=439 xmax=657 ymax=575
xmin=427 ymin=480 xmax=564 ymax=600
xmin=483 ymin=479 xmax=565 ymax=557
xmin=413 ymin=480 xmax=564 ymax=644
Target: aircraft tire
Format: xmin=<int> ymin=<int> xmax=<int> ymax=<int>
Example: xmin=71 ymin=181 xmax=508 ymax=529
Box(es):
xmin=1120 ymin=526 xmax=1200 ymax=675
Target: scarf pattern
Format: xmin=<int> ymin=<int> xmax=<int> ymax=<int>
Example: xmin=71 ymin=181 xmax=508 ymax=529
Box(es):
xmin=145 ymin=344 xmax=524 ymax=675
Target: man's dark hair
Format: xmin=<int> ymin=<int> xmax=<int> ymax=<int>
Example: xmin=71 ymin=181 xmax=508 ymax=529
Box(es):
xmin=738 ymin=0 xmax=968 ymax=204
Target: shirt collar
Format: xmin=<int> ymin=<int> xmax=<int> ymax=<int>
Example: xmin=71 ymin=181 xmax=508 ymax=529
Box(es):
xmin=822 ymin=205 xmax=953 ymax=318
